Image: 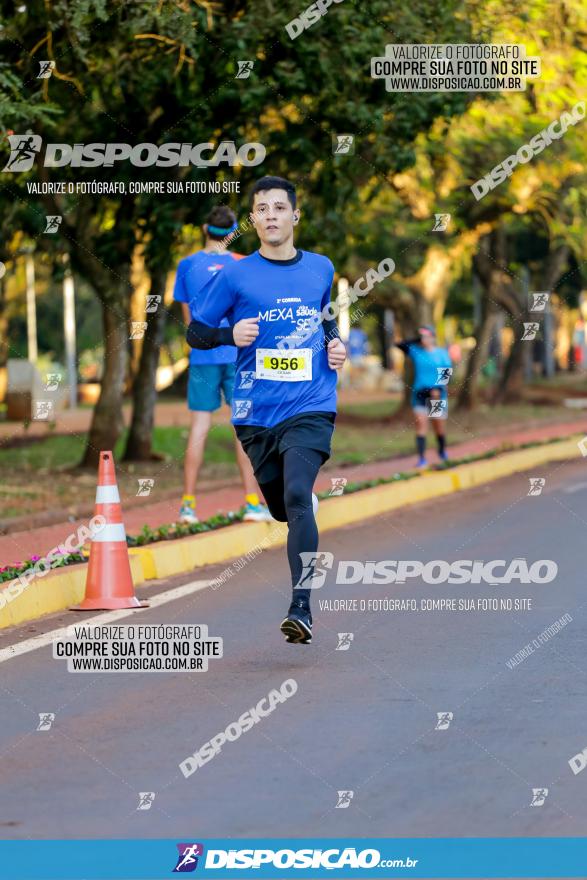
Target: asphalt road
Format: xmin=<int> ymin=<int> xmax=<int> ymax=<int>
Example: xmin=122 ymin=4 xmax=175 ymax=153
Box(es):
xmin=1 ymin=457 xmax=587 ymax=852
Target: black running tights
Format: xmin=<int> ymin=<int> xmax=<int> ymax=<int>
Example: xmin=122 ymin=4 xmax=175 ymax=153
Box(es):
xmin=259 ymin=446 xmax=323 ymax=602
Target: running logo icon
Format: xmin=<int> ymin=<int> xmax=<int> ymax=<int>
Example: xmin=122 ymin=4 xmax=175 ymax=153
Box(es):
xmin=335 ymin=790 xmax=354 ymax=808
xmin=296 ymin=551 xmax=334 ymax=590
xmin=137 ymin=478 xmax=155 ymax=497
xmin=44 ymin=215 xmax=62 ymax=233
xmin=329 ymin=476 xmax=347 ymax=496
xmin=236 ymin=61 xmax=254 ymax=79
xmin=428 ymin=399 xmax=447 ymax=418
xmin=173 ymin=843 xmax=204 ymax=872
xmin=333 ymin=135 xmax=355 ymax=155
xmin=233 ymin=399 xmax=252 ymax=419
xmin=34 ymin=400 xmax=54 ymax=421
xmin=530 ymin=787 xmax=548 ymax=806
xmin=137 ymin=792 xmax=155 ymax=810
xmin=238 ymin=371 xmax=255 ymax=390
xmin=3 ymin=134 xmax=42 ymax=172
xmin=37 ymin=60 xmax=55 ymax=79
xmin=432 ymin=213 xmax=451 ymax=232
xmin=435 ymin=712 xmax=453 ymax=730
xmin=527 ymin=477 xmax=545 ymax=496
xmin=145 ymin=294 xmax=161 ymax=313
xmin=529 ymin=292 xmax=550 ymax=312
xmin=436 ymin=366 xmax=452 ymax=385
xmin=37 ymin=713 xmax=55 ymax=731
xmin=45 ymin=372 xmax=62 ymax=391
xmin=130 ymin=321 xmax=148 ymax=340
xmin=336 ymin=632 xmax=354 ymax=651
xmin=522 ymin=322 xmax=540 ymax=341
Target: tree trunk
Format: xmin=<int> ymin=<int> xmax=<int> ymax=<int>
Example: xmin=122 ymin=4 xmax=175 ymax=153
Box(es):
xmin=81 ymin=291 xmax=128 ymax=468
xmin=494 ymin=244 xmax=570 ymax=404
xmin=123 ymin=266 xmax=168 ymax=461
xmin=494 ymin=324 xmax=529 ymax=403
xmin=458 ymin=299 xmax=498 ymax=410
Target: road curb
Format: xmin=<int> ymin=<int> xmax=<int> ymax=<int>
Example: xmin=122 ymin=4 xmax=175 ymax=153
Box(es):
xmin=0 ymin=434 xmax=581 ymax=630
xmin=0 ymin=553 xmax=145 ymax=630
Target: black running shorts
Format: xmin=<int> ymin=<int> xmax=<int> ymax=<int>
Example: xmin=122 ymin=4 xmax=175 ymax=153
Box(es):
xmin=235 ymin=410 xmax=336 ymax=483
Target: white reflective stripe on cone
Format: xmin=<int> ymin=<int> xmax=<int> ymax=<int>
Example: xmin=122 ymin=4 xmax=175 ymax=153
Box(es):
xmin=95 ymin=485 xmax=121 ymax=504
xmin=91 ymin=523 xmax=127 ymax=542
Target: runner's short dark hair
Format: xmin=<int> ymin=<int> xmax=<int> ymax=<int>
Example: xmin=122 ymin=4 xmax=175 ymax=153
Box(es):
xmin=205 ymin=205 xmax=237 ymax=241
xmin=249 ymin=176 xmax=296 ymax=210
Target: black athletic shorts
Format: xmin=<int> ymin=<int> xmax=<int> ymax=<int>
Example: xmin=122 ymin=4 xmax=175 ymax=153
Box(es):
xmin=235 ymin=411 xmax=336 ymax=484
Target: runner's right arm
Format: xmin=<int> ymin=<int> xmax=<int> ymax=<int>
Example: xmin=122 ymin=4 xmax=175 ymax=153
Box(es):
xmin=187 ymin=263 xmax=259 ymax=349
xmin=186 ymin=320 xmax=235 ymax=349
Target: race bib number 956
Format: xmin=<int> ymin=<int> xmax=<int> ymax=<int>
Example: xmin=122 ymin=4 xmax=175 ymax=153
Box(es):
xmin=256 ymin=348 xmax=312 ymax=382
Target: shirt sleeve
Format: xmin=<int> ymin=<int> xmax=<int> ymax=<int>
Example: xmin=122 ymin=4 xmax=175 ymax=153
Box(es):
xmin=192 ymin=263 xmax=237 ymax=327
xmin=173 ymin=260 xmax=188 ymax=304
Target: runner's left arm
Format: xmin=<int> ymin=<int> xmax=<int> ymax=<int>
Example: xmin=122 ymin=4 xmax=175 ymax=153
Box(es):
xmin=321 ymin=264 xmax=340 ymax=346
xmin=173 ymin=257 xmax=195 ymax=329
xmin=394 ymin=338 xmax=420 ymax=354
xmin=321 ymin=263 xmax=347 ymax=370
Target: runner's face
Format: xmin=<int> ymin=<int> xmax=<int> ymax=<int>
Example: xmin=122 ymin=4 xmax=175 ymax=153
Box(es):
xmin=420 ymin=331 xmax=435 ymax=351
xmin=251 ymin=189 xmax=299 ymax=247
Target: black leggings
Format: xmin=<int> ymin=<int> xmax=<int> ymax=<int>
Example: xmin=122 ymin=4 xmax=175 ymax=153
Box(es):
xmin=259 ymin=446 xmax=323 ymax=602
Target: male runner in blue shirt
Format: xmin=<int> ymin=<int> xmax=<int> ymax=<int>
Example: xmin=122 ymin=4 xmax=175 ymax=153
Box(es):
xmin=186 ymin=176 xmax=347 ymax=644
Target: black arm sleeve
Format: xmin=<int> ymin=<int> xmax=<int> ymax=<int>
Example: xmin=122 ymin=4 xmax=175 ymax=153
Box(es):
xmin=186 ymin=320 xmax=234 ymax=350
xmin=395 ymin=337 xmax=420 ymax=353
xmin=323 ymin=318 xmax=340 ymax=345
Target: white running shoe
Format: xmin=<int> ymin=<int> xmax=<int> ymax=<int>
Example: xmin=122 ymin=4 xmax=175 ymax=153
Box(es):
xmin=178 ymin=503 xmax=199 ymax=524
xmin=243 ymin=502 xmax=272 ymax=522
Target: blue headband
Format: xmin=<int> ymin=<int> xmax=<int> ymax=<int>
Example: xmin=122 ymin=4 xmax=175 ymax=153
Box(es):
xmin=208 ymin=222 xmax=238 ymax=235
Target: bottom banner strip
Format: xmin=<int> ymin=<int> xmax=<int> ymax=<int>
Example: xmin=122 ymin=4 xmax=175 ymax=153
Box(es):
xmin=1 ymin=837 xmax=587 ymax=879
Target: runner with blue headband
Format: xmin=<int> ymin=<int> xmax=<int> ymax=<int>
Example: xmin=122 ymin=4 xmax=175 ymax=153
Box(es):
xmin=174 ymin=205 xmax=271 ymax=525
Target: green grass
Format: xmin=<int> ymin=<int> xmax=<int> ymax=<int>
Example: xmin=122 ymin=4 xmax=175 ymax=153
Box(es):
xmin=338 ymin=398 xmax=401 ymax=419
xmin=0 ymin=424 xmax=238 ymax=470
xmin=151 ymin=424 xmax=236 ymax=463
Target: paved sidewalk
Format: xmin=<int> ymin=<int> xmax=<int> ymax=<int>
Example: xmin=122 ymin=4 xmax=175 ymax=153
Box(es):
xmin=1 ymin=418 xmax=584 ymax=567
xmin=0 ymin=389 xmax=394 ymax=442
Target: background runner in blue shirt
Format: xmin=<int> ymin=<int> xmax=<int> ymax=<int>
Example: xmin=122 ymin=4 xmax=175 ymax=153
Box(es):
xmin=187 ymin=176 xmax=347 ymax=645
xmin=174 ymin=205 xmax=270 ymax=525
xmin=396 ymin=325 xmax=453 ymax=468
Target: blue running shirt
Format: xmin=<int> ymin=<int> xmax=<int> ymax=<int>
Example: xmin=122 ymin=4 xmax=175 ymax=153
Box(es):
xmin=174 ymin=251 xmax=242 ymax=365
xmin=404 ymin=342 xmax=452 ymax=402
xmin=193 ymin=250 xmax=338 ymax=427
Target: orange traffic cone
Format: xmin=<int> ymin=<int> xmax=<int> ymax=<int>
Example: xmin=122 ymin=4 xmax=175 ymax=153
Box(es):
xmin=74 ymin=450 xmax=148 ymax=611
